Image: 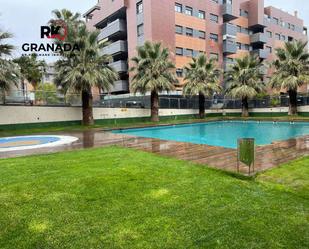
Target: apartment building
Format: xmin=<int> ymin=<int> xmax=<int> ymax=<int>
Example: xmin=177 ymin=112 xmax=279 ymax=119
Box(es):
xmin=84 ymin=0 xmax=308 ymax=94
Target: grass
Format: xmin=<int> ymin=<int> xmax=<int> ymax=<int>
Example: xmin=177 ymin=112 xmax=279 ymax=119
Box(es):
xmin=1 ymin=115 xmax=309 ymax=137
xmin=0 ymin=146 xmax=308 ymax=248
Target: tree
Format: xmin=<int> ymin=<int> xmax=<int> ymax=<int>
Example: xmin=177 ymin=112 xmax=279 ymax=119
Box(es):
xmin=13 ymin=54 xmax=46 ymax=91
xmin=130 ymin=41 xmax=178 ymax=122
xmin=183 ymin=54 xmax=222 ymax=118
xmin=270 ymin=40 xmax=309 ymax=115
xmin=0 ymin=29 xmax=19 ymax=103
xmin=225 ymin=55 xmax=265 ymax=117
xmin=54 ymin=25 xmax=118 ymax=125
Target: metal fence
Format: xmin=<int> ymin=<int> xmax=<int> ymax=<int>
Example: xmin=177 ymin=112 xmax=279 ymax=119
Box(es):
xmin=1 ymin=90 xmax=309 ymax=109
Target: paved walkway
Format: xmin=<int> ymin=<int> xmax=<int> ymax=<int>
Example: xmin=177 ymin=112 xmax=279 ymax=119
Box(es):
xmin=1 ymin=128 xmax=309 ymax=175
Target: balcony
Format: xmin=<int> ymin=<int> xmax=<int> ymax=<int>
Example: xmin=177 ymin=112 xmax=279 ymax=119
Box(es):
xmin=98 ymin=19 xmax=127 ymax=41
xmin=107 ymin=80 xmax=129 ymax=93
xmin=251 ymin=49 xmax=269 ymax=59
xmin=250 ymin=33 xmax=268 ymax=44
xmin=222 ymin=4 xmax=237 ymax=22
xmin=223 ymin=40 xmax=237 ymax=54
xmin=223 ymin=23 xmax=237 ymax=37
xmin=102 ymin=40 xmax=127 ymax=56
xmin=109 ymin=60 xmax=128 ymax=73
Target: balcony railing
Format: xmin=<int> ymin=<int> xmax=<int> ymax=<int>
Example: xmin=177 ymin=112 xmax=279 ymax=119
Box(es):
xmin=109 ymin=60 xmax=128 ymax=73
xmin=223 ymin=40 xmax=237 ymax=54
xmin=223 ymin=23 xmax=237 ymax=37
xmin=98 ymin=19 xmax=127 ymax=41
xmin=102 ymin=40 xmax=128 ymax=56
xmin=251 ymin=49 xmax=269 ymax=59
xmin=250 ymin=33 xmax=268 ymax=44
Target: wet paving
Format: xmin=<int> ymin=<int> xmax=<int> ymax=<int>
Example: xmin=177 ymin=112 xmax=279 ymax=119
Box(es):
xmin=1 ymin=129 xmax=309 ymax=175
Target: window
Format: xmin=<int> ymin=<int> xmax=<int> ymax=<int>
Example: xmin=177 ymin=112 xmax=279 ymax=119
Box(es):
xmin=275 ymin=33 xmax=280 ymax=40
xmin=198 ymin=10 xmax=205 ymax=19
xmin=237 ymin=25 xmax=241 ymax=33
xmin=185 ymin=6 xmax=193 ymax=16
xmin=136 ymin=1 xmax=143 ymax=14
xmin=175 ymin=25 xmax=183 ymax=34
xmin=210 ymin=53 xmax=219 ymax=61
xmin=199 ymin=31 xmax=206 ymax=39
xmin=243 ymin=44 xmax=250 ymax=51
xmin=186 ymin=49 xmax=194 ymax=57
xmin=212 ymin=0 xmax=219 ymax=3
xmin=137 ymin=24 xmax=144 ymax=37
xmin=267 ymin=31 xmax=272 ymax=38
xmin=176 ymin=69 xmax=183 ymax=78
xmin=210 ymin=33 xmax=218 ymax=42
xmin=236 ymin=42 xmax=241 ymax=49
xmin=175 ymin=3 xmax=182 ymax=13
xmin=281 ymin=35 xmax=286 ymax=41
xmin=176 ymin=47 xmax=183 ymax=56
xmin=210 ymin=14 xmax=219 ymax=23
xmin=291 ymin=24 xmax=295 ymax=31
xmin=186 ymin=27 xmax=193 ymax=37
xmin=273 ymin=17 xmax=279 ymax=25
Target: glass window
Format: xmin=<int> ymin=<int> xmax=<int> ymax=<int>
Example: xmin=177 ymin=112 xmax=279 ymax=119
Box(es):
xmin=281 ymin=35 xmax=286 ymax=41
xmin=210 ymin=33 xmax=218 ymax=42
xmin=136 ymin=1 xmax=143 ymax=14
xmin=186 ymin=27 xmax=193 ymax=37
xmin=185 ymin=6 xmax=193 ymax=16
xmin=137 ymin=24 xmax=144 ymax=37
xmin=175 ymin=25 xmax=183 ymax=34
xmin=186 ymin=49 xmax=194 ymax=57
xmin=210 ymin=13 xmax=219 ymax=23
xmin=198 ymin=10 xmax=205 ymax=19
xmin=275 ymin=33 xmax=280 ymax=40
xmin=175 ymin=3 xmax=182 ymax=13
xmin=267 ymin=31 xmax=272 ymax=38
xmin=237 ymin=25 xmax=241 ymax=33
xmin=176 ymin=47 xmax=183 ymax=56
xmin=273 ymin=17 xmax=279 ymax=25
xmin=176 ymin=69 xmax=183 ymax=78
xmin=199 ymin=31 xmax=206 ymax=39
xmin=236 ymin=42 xmax=241 ymax=49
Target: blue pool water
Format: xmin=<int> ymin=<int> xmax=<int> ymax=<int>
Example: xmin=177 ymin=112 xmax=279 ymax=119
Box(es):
xmin=0 ymin=136 xmax=61 ymax=148
xmin=113 ymin=121 xmax=309 ymax=148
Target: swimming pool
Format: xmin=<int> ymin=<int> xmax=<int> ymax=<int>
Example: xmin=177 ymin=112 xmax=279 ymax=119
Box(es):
xmin=113 ymin=121 xmax=309 ymax=148
xmin=0 ymin=135 xmax=78 ymax=152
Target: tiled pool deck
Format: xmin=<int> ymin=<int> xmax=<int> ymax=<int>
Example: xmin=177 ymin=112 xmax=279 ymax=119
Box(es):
xmin=1 ymin=125 xmax=308 ymax=175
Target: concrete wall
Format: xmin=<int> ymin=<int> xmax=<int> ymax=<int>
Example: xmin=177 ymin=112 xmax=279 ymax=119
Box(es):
xmin=1 ymin=105 xmax=309 ymax=125
xmin=0 ymin=106 xmax=199 ymax=125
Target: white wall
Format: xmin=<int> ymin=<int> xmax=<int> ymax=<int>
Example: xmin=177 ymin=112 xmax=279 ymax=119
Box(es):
xmin=0 ymin=106 xmax=198 ymax=125
xmin=0 ymin=105 xmax=308 ymax=126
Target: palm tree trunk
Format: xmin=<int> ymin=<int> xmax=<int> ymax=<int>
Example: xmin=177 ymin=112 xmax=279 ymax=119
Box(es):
xmin=82 ymin=90 xmax=94 ymax=126
xmin=288 ymin=90 xmax=298 ymax=115
xmin=150 ymin=90 xmax=159 ymax=122
xmin=199 ymin=92 xmax=205 ymax=119
xmin=242 ymin=97 xmax=249 ymax=117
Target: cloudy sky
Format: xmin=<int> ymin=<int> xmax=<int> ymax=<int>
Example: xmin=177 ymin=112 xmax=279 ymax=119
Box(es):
xmin=0 ymin=0 xmax=308 ymax=61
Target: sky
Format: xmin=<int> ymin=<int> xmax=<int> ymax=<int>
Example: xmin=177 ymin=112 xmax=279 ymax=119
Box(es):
xmin=0 ymin=0 xmax=309 ymax=62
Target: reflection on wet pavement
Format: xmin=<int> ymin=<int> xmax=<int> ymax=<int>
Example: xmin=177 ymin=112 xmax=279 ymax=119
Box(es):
xmin=1 ymin=129 xmax=308 ymax=175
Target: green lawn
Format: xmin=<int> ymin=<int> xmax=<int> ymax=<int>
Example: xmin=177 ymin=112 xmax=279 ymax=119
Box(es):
xmin=0 ymin=147 xmax=308 ymax=248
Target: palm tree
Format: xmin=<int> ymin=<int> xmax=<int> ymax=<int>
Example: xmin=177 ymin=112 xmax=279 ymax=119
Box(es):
xmin=270 ymin=40 xmax=309 ymax=115
xmin=13 ymin=54 xmax=46 ymax=91
xmin=183 ymin=54 xmax=222 ymax=118
xmin=0 ymin=31 xmax=14 ymax=57
xmin=54 ymin=25 xmax=118 ymax=125
xmin=225 ymin=55 xmax=265 ymax=117
xmin=0 ymin=29 xmax=19 ymax=103
xmin=130 ymin=41 xmax=178 ymax=122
